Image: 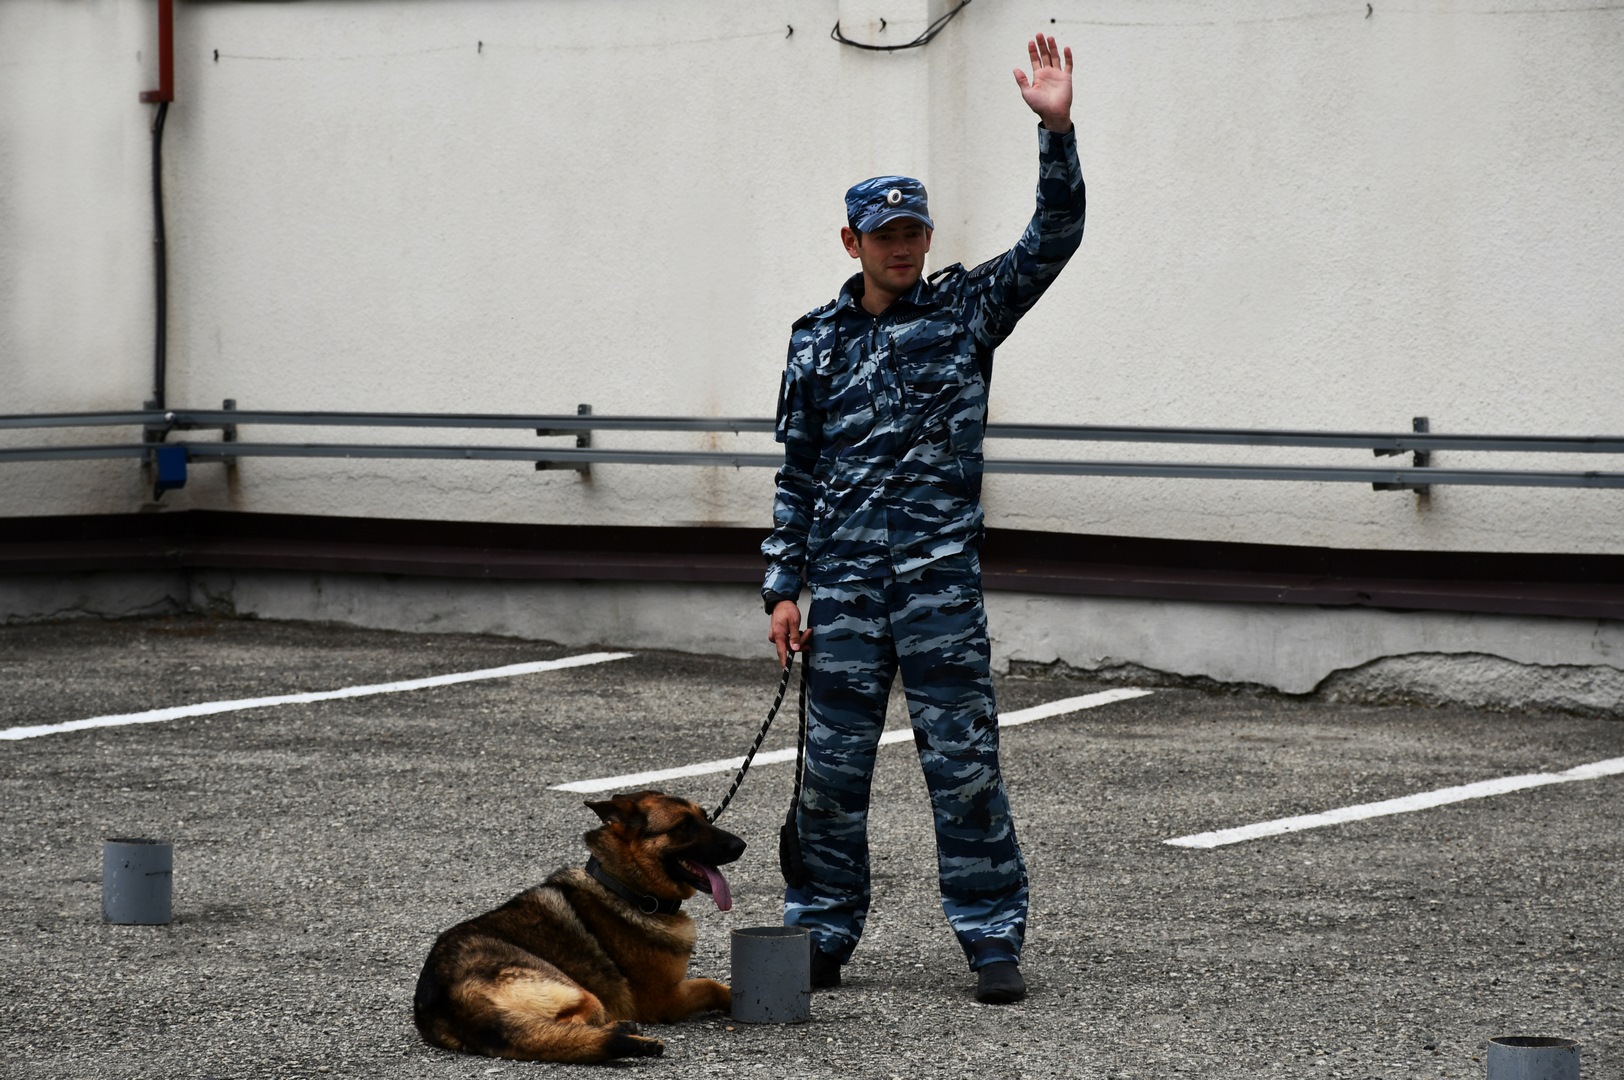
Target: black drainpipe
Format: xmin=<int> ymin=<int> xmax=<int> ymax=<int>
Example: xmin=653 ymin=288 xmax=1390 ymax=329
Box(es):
xmin=149 ymin=100 xmax=170 ymax=411
xmin=141 ymin=0 xmax=175 ymax=412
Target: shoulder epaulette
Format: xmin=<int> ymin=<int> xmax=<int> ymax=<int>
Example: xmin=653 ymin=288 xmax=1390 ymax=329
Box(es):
xmin=965 ymin=255 xmax=1003 ymax=282
xmin=926 ymin=262 xmax=965 ymax=286
xmin=791 ymin=298 xmax=839 ymax=331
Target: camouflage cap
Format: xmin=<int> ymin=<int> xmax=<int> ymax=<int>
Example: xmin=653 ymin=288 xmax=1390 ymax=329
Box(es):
xmin=844 ymin=175 xmax=934 ymax=233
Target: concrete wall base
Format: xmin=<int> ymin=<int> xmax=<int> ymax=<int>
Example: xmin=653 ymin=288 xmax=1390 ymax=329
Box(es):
xmin=4 ymin=570 xmax=1621 ymax=716
xmin=0 ymin=572 xmax=188 ymax=625
xmin=992 ymin=593 xmax=1624 ymax=714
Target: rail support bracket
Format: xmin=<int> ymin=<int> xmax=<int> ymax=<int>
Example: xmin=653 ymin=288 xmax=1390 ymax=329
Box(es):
xmin=1372 ymin=416 xmax=1432 ymax=495
xmin=220 ymin=398 xmax=238 ymax=469
xmin=536 ymin=403 xmax=592 ymax=477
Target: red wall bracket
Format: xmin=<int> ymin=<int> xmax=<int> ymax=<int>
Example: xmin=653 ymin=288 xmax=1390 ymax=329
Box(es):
xmin=139 ymin=0 xmax=174 ymax=103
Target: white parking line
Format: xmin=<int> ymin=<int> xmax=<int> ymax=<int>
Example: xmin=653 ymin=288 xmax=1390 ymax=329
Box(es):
xmin=1166 ymin=754 xmax=1624 ymax=849
xmin=0 ymin=652 xmax=635 ymax=742
xmin=552 ymin=687 xmax=1155 ymax=794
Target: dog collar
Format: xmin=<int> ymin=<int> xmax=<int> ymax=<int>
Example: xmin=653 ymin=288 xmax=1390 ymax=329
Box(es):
xmin=584 ymin=857 xmax=682 ymax=916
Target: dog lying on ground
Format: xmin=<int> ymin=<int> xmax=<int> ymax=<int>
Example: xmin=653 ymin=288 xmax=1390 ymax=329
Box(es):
xmin=413 ymin=790 xmax=746 ymax=1062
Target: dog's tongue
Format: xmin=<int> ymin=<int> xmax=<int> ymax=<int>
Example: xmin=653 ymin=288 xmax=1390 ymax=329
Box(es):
xmin=698 ymin=863 xmax=732 ymax=912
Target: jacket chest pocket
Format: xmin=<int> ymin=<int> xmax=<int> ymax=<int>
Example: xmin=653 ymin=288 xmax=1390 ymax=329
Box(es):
xmin=891 ymin=320 xmax=971 ymax=400
xmin=891 ymin=320 xmax=983 ymax=454
xmin=815 ymin=352 xmax=884 ymax=451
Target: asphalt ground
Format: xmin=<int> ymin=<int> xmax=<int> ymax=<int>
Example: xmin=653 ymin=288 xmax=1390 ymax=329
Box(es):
xmin=1 ymin=615 xmax=1620 ymax=1080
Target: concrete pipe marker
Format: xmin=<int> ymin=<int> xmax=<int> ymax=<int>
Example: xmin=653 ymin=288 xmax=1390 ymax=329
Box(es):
xmin=731 ymin=926 xmax=811 ymax=1024
xmin=102 ymin=838 xmax=173 ymax=925
xmin=1486 ymin=1036 xmax=1580 ymax=1080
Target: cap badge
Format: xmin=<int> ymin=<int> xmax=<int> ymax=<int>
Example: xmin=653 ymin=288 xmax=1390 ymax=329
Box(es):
xmin=885 ymin=189 xmax=903 ymax=206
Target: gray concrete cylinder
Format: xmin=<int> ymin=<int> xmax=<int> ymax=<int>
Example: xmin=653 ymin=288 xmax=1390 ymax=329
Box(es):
xmin=102 ymin=838 xmax=172 ymax=925
xmin=1487 ymin=1037 xmax=1580 ymax=1080
xmin=730 ymin=926 xmax=811 ymax=1024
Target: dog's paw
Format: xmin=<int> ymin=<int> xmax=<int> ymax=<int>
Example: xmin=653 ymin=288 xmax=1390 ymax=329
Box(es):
xmin=606 ymin=1021 xmax=665 ymax=1058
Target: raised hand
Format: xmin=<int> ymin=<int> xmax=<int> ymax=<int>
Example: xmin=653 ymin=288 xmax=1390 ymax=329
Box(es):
xmin=1013 ymin=33 xmax=1074 ymax=134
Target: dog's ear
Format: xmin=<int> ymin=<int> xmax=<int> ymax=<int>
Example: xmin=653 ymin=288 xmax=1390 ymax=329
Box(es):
xmin=585 ymin=794 xmax=648 ymax=831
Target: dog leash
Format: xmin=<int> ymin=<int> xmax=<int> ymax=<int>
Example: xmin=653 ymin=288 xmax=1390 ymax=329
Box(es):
xmin=709 ymin=651 xmax=804 ymax=823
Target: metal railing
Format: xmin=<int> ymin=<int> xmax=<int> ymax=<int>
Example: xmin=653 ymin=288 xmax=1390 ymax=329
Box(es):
xmin=4 ymin=405 xmax=1624 ymax=491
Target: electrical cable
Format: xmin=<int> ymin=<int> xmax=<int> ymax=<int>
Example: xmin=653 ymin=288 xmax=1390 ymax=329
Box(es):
xmin=830 ymin=0 xmax=972 ymax=52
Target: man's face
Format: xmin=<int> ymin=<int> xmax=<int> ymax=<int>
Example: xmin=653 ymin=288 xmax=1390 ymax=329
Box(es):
xmin=842 ymin=218 xmax=933 ymax=301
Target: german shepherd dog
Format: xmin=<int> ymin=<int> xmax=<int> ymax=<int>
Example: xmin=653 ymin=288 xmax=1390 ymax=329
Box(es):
xmin=413 ymin=790 xmax=746 ymax=1062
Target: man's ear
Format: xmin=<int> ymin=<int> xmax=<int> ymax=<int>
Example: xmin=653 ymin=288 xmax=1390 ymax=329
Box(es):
xmin=841 ymin=226 xmax=862 ymax=260
xmin=923 ymin=227 xmax=933 ymax=254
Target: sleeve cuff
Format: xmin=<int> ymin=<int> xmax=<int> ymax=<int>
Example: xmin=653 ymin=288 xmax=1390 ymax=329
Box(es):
xmin=1037 ymin=120 xmax=1076 ymax=152
xmin=763 ymin=590 xmax=801 ymax=616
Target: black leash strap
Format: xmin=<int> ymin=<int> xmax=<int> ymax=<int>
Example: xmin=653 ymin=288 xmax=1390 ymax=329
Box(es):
xmin=710 ymin=651 xmax=800 ymax=823
xmin=777 ymin=660 xmax=811 ymax=888
xmin=789 ymin=663 xmax=808 ymax=819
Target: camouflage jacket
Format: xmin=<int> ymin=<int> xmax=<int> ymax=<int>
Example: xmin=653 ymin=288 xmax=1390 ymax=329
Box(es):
xmin=762 ymin=125 xmax=1085 ymax=608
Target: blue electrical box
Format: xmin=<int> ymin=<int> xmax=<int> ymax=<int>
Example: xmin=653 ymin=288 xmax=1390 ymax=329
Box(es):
xmin=153 ymin=443 xmax=187 ymax=497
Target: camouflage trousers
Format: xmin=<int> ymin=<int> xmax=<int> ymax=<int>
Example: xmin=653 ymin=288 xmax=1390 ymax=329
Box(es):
xmin=784 ymin=552 xmax=1027 ymax=971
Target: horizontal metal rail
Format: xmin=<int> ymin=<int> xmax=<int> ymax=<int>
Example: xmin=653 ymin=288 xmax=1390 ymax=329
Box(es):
xmin=5 ymin=441 xmax=1624 ymax=488
xmin=4 ymin=410 xmax=1623 ymax=489
xmin=5 ymin=409 xmax=1624 ymax=454
xmin=0 ymin=410 xmax=778 ymax=437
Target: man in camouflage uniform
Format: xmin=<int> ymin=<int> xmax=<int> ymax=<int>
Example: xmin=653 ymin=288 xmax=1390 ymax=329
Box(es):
xmin=762 ymin=34 xmax=1083 ymax=1005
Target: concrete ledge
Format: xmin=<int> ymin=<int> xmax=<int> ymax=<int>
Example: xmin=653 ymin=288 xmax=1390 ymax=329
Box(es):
xmin=5 ymin=512 xmax=1621 ymax=713
xmin=0 ymin=570 xmax=188 ymax=625
xmin=990 ymin=590 xmax=1624 ymax=714
xmin=186 ymin=570 xmax=767 ymax=665
xmin=6 ymin=567 xmax=1620 ymax=715
xmin=5 ymin=512 xmax=1624 ymax=619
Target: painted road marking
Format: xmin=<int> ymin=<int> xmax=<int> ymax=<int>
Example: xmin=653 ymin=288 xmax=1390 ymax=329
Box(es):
xmin=0 ymin=652 xmax=635 ymax=742
xmin=1166 ymin=755 xmax=1624 ymax=849
xmin=553 ymin=687 xmax=1155 ymax=794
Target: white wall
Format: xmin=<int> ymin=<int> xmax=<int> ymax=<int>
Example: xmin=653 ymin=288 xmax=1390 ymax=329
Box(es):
xmin=1 ymin=0 xmax=163 ymax=509
xmin=4 ymin=0 xmax=1623 ymax=555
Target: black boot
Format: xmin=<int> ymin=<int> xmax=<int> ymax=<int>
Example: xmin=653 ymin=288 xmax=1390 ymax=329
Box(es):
xmin=811 ymin=948 xmax=842 ymax=989
xmin=975 ymin=961 xmax=1026 ymax=1004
